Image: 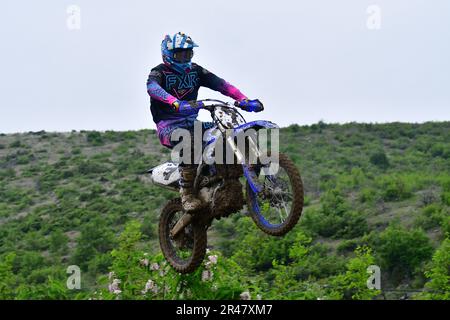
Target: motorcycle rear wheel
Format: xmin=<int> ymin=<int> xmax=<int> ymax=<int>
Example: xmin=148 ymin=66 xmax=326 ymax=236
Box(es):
xmin=159 ymin=198 xmax=207 ymax=274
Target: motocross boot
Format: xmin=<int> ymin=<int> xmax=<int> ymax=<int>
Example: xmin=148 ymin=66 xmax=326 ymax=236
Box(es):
xmin=179 ymin=165 xmax=203 ymax=212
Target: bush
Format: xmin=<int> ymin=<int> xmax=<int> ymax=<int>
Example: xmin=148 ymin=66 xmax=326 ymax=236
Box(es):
xmin=335 ymin=211 xmax=368 ymax=239
xmin=0 ymin=169 xmax=16 ymax=179
xmin=416 ymin=238 xmax=450 ymax=300
xmin=441 ymin=216 xmax=450 ymax=236
xmin=328 ymin=247 xmax=381 ymax=300
xmin=375 ymin=224 xmax=433 ymax=278
xmin=294 ymin=243 xmax=346 ymax=279
xmin=441 ymin=192 xmax=450 ymax=206
xmin=379 ymin=177 xmax=413 ymax=201
xmin=413 ymin=204 xmax=447 ymax=230
xmin=49 ymin=229 xmax=69 ymax=255
xmin=420 ymin=189 xmax=438 ymax=206
xmin=442 ymin=177 xmax=450 ymax=193
xmin=71 ymin=148 xmax=81 ymax=155
xmin=86 ymin=131 xmax=104 ymax=146
xmin=231 ymin=218 xmax=298 ymax=271
xmin=9 ymin=140 xmax=23 ymax=148
xmin=370 ymin=150 xmax=390 ymax=169
xmin=429 ymin=143 xmax=450 ymax=159
xmin=359 ymin=188 xmax=376 ymax=203
xmin=78 ymin=160 xmax=109 ymax=175
xmin=72 ymin=218 xmax=116 ymax=270
xmin=122 ymin=131 xmax=137 ymax=140
xmin=287 ymin=124 xmax=300 ymax=133
xmin=337 ymin=239 xmax=360 ymax=254
xmin=79 ymin=185 xmax=105 ymax=202
xmin=12 ymin=251 xmax=46 ymax=278
xmin=93 ymin=221 xmax=246 ymax=300
xmin=141 ymin=215 xmax=156 ymax=239
xmin=268 ymin=231 xmax=326 ymax=300
xmin=302 ymin=189 xmax=368 ymax=239
xmin=0 ymin=253 xmax=17 ymax=299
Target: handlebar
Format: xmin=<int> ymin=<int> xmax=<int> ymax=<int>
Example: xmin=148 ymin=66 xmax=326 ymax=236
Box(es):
xmin=187 ymin=99 xmax=235 ymax=112
xmin=187 ymin=99 xmax=263 ymax=113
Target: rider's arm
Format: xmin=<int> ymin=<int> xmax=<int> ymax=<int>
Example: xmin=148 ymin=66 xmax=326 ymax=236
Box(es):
xmin=198 ymin=65 xmax=248 ymax=101
xmin=146 ymin=69 xmax=178 ymax=105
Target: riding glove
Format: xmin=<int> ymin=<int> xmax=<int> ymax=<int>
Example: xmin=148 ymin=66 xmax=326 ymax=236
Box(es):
xmin=236 ymin=99 xmax=264 ymax=112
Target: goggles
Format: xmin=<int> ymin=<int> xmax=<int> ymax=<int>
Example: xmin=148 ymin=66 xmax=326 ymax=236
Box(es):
xmin=173 ymin=49 xmax=194 ymax=63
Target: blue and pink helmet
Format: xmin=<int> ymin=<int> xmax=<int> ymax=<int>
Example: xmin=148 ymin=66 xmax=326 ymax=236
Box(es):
xmin=161 ymin=32 xmax=198 ymax=74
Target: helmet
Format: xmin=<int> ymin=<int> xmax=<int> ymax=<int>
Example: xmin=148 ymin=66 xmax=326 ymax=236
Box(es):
xmin=161 ymin=32 xmax=198 ymax=74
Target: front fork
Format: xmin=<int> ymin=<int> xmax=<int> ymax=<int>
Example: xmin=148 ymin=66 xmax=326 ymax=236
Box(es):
xmin=224 ymin=134 xmax=264 ymax=193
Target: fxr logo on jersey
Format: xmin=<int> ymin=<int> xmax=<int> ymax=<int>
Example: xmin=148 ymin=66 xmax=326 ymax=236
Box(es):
xmin=164 ymin=71 xmax=199 ymax=99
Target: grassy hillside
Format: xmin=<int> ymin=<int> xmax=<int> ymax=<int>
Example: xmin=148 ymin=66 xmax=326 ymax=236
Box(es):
xmin=0 ymin=122 xmax=449 ymax=300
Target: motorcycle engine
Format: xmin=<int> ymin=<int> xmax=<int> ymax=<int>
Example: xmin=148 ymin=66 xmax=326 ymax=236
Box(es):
xmin=211 ymin=179 xmax=244 ymax=218
xmin=197 ymin=164 xmax=245 ymax=218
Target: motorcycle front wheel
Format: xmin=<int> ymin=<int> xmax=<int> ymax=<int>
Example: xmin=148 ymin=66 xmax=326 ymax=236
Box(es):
xmin=246 ymin=153 xmax=304 ymax=236
xmin=159 ymin=198 xmax=207 ymax=274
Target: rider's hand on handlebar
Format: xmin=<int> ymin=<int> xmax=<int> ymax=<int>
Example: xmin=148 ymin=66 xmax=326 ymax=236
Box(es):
xmin=235 ymin=99 xmax=264 ymax=113
xmin=172 ymin=100 xmax=204 ymax=113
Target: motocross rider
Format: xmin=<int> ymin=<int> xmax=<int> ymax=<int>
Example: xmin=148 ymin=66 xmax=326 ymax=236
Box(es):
xmin=146 ymin=32 xmax=263 ymax=212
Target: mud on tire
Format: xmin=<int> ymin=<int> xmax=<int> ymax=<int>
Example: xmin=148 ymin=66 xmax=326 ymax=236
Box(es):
xmin=159 ymin=198 xmax=207 ymax=274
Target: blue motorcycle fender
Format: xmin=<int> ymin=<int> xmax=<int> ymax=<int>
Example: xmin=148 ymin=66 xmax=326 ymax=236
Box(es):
xmin=232 ymin=120 xmax=279 ymax=138
xmin=205 ymin=121 xmax=278 ymax=146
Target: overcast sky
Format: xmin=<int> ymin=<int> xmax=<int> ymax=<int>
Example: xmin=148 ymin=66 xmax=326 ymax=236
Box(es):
xmin=0 ymin=0 xmax=449 ymax=133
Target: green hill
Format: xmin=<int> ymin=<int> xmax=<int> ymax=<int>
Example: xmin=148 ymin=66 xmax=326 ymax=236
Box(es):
xmin=0 ymin=122 xmax=449 ymax=300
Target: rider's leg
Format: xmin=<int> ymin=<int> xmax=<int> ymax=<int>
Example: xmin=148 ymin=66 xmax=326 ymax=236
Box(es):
xmin=157 ymin=120 xmax=211 ymax=211
xmin=178 ymin=121 xmax=216 ymax=211
xmin=178 ymin=123 xmax=205 ymax=212
xmin=179 ymin=163 xmax=203 ymax=211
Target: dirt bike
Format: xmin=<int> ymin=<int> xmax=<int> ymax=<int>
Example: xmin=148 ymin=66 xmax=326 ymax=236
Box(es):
xmin=147 ymin=99 xmax=304 ymax=273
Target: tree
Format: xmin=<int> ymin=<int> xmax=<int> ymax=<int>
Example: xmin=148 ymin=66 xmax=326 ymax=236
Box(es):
xmin=417 ymin=238 xmax=450 ymax=300
xmin=370 ymin=150 xmax=390 ymax=169
xmin=376 ymin=224 xmax=433 ymax=279
xmin=328 ymin=246 xmax=381 ymax=300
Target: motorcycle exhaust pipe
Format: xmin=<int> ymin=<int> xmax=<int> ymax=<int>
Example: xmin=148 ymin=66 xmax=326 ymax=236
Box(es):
xmin=170 ymin=213 xmax=193 ymax=238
